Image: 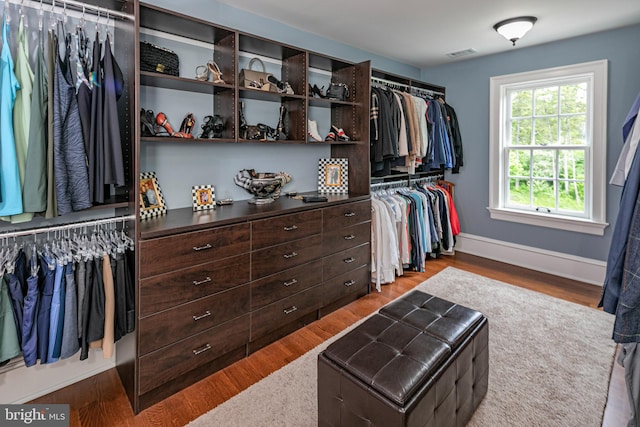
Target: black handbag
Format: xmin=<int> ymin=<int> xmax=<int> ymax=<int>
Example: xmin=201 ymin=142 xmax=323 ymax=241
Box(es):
xmin=140 ymin=41 xmax=180 ymax=76
xmin=325 ymin=82 xmax=349 ymax=101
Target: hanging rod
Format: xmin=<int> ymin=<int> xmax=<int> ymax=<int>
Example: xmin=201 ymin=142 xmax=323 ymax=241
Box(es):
xmin=371 ymin=76 xmax=445 ymax=97
xmin=371 ymin=76 xmax=410 ymax=91
xmin=8 ymin=0 xmax=134 ymax=21
xmin=0 ymin=214 xmax=136 ymax=239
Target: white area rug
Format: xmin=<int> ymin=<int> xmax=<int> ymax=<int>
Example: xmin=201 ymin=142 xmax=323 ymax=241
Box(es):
xmin=187 ymin=267 xmax=616 ymax=427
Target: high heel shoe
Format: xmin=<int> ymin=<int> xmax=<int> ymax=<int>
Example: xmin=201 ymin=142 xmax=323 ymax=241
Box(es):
xmin=308 ymin=120 xmax=322 ymax=142
xmin=312 ymin=84 xmax=325 ymax=98
xmin=331 ymin=125 xmax=350 ymax=141
xmin=155 ymin=112 xmax=175 ymax=136
xmin=178 ymin=113 xmax=195 ymax=138
xmin=239 ymin=102 xmax=249 ymax=139
xmin=275 ymin=105 xmax=287 ymax=140
xmin=207 ymin=61 xmax=225 ymax=84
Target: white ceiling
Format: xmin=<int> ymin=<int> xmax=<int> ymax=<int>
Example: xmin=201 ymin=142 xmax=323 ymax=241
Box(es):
xmin=217 ymin=0 xmax=640 ymax=68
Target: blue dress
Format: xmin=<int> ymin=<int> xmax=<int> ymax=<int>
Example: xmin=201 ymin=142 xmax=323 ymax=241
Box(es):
xmin=0 ymin=18 xmax=23 ymax=216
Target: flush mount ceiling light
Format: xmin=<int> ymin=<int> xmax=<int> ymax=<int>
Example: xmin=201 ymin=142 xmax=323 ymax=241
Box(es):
xmin=493 ymin=16 xmax=537 ymax=46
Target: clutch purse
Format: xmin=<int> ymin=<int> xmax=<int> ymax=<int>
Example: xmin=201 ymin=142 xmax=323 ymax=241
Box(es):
xmin=140 ymin=40 xmax=180 ymax=76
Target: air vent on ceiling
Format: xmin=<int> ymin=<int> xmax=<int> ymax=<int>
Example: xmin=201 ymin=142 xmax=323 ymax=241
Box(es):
xmin=446 ymin=48 xmax=478 ymax=59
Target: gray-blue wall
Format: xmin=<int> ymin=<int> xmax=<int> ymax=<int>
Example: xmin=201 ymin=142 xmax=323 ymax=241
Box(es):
xmin=422 ymin=24 xmax=640 ymax=261
xmin=147 ymin=0 xmax=640 ymax=262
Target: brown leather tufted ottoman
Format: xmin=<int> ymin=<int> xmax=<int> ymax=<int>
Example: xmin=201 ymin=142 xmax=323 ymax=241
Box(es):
xmin=318 ymin=290 xmax=489 ymax=427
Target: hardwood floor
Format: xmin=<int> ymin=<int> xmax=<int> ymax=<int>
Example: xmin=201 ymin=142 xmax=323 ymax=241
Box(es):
xmin=30 ymin=253 xmax=627 ymax=426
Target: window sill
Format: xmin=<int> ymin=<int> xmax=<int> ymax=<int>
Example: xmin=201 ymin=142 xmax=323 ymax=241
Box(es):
xmin=486 ymin=207 xmax=608 ymax=236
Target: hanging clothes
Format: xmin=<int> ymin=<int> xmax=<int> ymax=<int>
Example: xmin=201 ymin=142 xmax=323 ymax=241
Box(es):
xmin=53 ymin=28 xmax=92 ymax=215
xmin=7 ymin=16 xmax=34 ymax=223
xmin=45 ymin=30 xmax=58 ymax=219
xmin=0 ymin=275 xmax=20 ymax=363
xmin=0 ymin=17 xmax=23 ymax=217
xmin=88 ymin=32 xmax=105 ymax=203
xmin=102 ymin=34 xmax=125 ymax=190
xmin=23 ymin=29 xmax=48 ymax=214
xmin=370 ymin=180 xmax=460 ymax=287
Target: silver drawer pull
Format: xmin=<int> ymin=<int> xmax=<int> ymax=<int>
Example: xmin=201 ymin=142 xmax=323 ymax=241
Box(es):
xmin=283 ymin=252 xmax=298 ymax=259
xmin=344 ymin=234 xmax=356 ymax=240
xmin=343 ymin=257 xmax=356 ymax=264
xmin=283 ymin=306 xmax=298 ymax=315
xmin=344 ymin=212 xmax=356 ymax=217
xmin=192 ymin=344 xmax=212 ymax=355
xmin=344 ymin=280 xmax=356 ymax=287
xmin=284 ymin=225 xmax=298 ymax=231
xmin=283 ymin=279 xmax=298 ymax=287
xmin=193 ymin=277 xmax=212 ymax=286
xmin=193 ymin=243 xmax=212 ymax=251
xmin=192 ymin=310 xmax=212 ymax=321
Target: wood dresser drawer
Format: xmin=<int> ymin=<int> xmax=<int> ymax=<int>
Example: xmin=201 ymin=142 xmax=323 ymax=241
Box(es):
xmin=139 ymin=254 xmax=250 ymax=317
xmin=251 ymin=234 xmax=323 ymax=279
xmin=323 ymin=243 xmax=370 ymax=281
xmin=323 ymin=200 xmax=371 ymax=230
xmin=139 ymin=314 xmax=249 ymax=394
xmin=139 ymin=223 xmax=250 ymax=278
xmin=322 ymin=221 xmax=371 ymax=256
xmin=252 ymin=209 xmax=322 ymax=250
xmin=250 ymin=284 xmax=323 ymax=340
xmin=250 ymin=259 xmax=323 ymax=310
xmin=323 ymin=264 xmax=370 ymax=305
xmin=139 ymin=284 xmax=249 ymax=355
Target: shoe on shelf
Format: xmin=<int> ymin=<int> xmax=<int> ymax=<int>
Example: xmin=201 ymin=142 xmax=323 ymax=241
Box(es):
xmin=208 ymin=61 xmax=225 ymax=84
xmin=156 ymin=112 xmax=175 ymax=136
xmin=325 ymin=131 xmax=336 ymax=142
xmin=308 ymin=120 xmax=322 ymax=141
xmin=312 ymin=84 xmax=325 ymax=98
xmin=332 ymin=125 xmax=350 ymax=141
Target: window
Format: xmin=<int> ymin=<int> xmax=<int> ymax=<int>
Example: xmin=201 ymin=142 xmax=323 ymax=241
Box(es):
xmin=488 ymin=60 xmax=608 ymax=235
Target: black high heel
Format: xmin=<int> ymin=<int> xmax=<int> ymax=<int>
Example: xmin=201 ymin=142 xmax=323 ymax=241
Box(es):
xmin=312 ymin=84 xmax=325 ymax=98
xmin=275 ymin=105 xmax=287 ymax=140
xmin=239 ymin=102 xmax=249 ymax=139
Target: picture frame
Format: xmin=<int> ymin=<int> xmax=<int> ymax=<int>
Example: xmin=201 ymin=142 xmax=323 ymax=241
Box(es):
xmin=139 ymin=172 xmax=167 ymax=220
xmin=192 ymin=184 xmax=216 ymax=211
xmin=318 ymin=158 xmax=349 ymax=194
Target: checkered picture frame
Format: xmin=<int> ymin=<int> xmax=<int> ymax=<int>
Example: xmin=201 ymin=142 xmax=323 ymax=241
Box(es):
xmin=139 ymin=171 xmax=167 ymax=220
xmin=192 ymin=184 xmax=216 ymax=211
xmin=318 ymin=158 xmax=348 ymax=194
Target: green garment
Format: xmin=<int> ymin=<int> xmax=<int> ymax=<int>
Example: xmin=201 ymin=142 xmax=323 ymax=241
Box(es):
xmin=0 ymin=276 xmax=20 ymax=363
xmin=6 ymin=17 xmax=34 ymax=223
xmin=22 ymin=31 xmax=48 ymax=213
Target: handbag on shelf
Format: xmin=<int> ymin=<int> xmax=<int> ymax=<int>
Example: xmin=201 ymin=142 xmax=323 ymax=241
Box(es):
xmin=239 ymin=57 xmax=273 ymax=90
xmin=140 ymin=40 xmax=180 ymax=76
xmin=325 ymin=82 xmax=350 ymax=101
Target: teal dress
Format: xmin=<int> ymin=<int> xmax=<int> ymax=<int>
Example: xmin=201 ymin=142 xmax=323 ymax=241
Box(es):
xmin=0 ymin=18 xmax=23 ymax=217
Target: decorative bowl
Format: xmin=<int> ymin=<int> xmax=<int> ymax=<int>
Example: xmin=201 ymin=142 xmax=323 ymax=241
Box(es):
xmin=234 ymin=169 xmax=292 ymax=204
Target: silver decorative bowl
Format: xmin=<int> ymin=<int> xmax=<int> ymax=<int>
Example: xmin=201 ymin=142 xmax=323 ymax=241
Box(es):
xmin=234 ymin=170 xmax=292 ymax=204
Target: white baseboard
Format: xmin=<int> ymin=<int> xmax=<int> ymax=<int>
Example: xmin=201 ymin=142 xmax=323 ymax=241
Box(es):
xmin=455 ymin=233 xmax=606 ymax=286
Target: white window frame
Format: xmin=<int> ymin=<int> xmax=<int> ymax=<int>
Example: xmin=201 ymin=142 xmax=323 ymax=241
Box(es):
xmin=488 ymin=60 xmax=608 ymax=235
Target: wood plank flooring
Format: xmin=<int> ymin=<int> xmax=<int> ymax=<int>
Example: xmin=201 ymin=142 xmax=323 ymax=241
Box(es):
xmin=30 ymin=253 xmax=627 ymax=426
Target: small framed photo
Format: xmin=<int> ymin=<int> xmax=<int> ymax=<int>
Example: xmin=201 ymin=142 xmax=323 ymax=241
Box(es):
xmin=192 ymin=185 xmax=216 ymax=211
xmin=318 ymin=158 xmax=348 ymax=194
xmin=139 ymin=172 xmax=167 ymax=220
